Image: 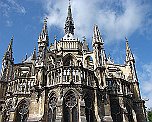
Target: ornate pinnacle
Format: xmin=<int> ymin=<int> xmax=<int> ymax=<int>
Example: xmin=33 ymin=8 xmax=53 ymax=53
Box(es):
xmin=68 ymin=0 xmax=72 ymax=17
xmin=3 ymin=36 xmax=14 ymax=61
xmin=125 ymin=37 xmax=134 ymax=63
xmin=92 ymin=25 xmax=104 ymax=46
xmin=64 ymin=0 xmax=75 ymax=35
xmin=43 ymin=17 xmax=48 ymax=34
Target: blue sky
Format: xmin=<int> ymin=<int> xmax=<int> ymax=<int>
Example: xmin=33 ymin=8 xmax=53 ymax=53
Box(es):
xmin=0 ymin=0 xmax=152 ymax=108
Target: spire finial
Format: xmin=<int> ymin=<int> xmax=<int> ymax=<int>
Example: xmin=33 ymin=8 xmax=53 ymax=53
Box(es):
xmin=54 ymin=35 xmax=57 ymax=40
xmin=44 ymin=17 xmax=48 ymax=22
xmin=69 ymin=0 xmax=71 ymax=6
xmin=32 ymin=46 xmax=36 ymax=60
xmin=42 ymin=17 xmax=48 ymax=32
xmin=125 ymin=37 xmax=129 ymax=51
xmin=43 ymin=17 xmax=48 ymax=29
xmin=64 ymin=0 xmax=75 ymax=35
xmin=7 ymin=36 xmax=13 ymax=52
xmin=92 ymin=24 xmax=104 ymax=46
xmin=68 ymin=0 xmax=72 ymax=17
xmin=9 ymin=35 xmax=13 ymax=46
xmin=11 ymin=35 xmax=14 ymax=41
xmin=125 ymin=37 xmax=129 ymax=45
xmin=34 ymin=46 xmax=36 ymax=50
xmin=125 ymin=38 xmax=135 ymax=63
xmin=54 ymin=35 xmax=57 ymax=43
xmin=54 ymin=35 xmax=57 ymax=50
xmin=83 ymin=36 xmax=86 ymax=41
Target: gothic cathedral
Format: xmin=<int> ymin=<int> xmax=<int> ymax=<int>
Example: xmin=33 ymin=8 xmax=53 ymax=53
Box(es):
xmin=0 ymin=1 xmax=147 ymax=122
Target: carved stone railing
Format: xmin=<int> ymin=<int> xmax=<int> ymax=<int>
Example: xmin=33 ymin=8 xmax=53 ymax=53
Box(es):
xmin=57 ymin=39 xmax=82 ymax=51
xmin=47 ymin=66 xmax=95 ymax=87
xmin=7 ymin=78 xmax=35 ymax=95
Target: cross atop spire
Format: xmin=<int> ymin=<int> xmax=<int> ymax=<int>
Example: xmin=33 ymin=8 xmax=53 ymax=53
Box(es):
xmin=64 ymin=0 xmax=75 ymax=35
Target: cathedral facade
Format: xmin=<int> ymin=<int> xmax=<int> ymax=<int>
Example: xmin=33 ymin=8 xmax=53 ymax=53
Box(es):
xmin=0 ymin=1 xmax=147 ymax=122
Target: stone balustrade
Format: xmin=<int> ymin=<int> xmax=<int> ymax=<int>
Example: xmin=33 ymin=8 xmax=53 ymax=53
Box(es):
xmin=8 ymin=78 xmax=35 ymax=95
xmin=47 ymin=66 xmax=95 ymax=87
xmin=57 ymin=40 xmax=82 ymax=51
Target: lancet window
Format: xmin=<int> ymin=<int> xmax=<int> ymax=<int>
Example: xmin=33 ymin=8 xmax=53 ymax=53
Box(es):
xmin=84 ymin=93 xmax=94 ymax=122
xmin=48 ymin=92 xmax=57 ymax=122
xmin=63 ymin=90 xmax=78 ymax=122
xmin=110 ymin=98 xmax=122 ymax=122
xmin=14 ymin=100 xmax=29 ymax=122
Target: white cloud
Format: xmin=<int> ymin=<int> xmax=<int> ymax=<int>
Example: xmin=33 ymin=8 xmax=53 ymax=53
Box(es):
xmin=42 ymin=0 xmax=150 ymax=43
xmin=0 ymin=0 xmax=26 ymax=27
xmin=7 ymin=0 xmax=26 ymax=14
xmin=0 ymin=1 xmax=10 ymax=17
xmin=0 ymin=0 xmax=26 ymax=17
xmin=139 ymin=62 xmax=152 ymax=108
xmin=42 ymin=0 xmax=152 ymax=108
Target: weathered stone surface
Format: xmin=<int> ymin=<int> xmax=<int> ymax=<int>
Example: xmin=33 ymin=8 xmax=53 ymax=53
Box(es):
xmin=0 ymin=1 xmax=147 ymax=122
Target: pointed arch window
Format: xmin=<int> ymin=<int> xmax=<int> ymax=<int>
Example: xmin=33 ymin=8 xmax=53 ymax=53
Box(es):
xmin=63 ymin=54 xmax=74 ymax=66
xmin=110 ymin=98 xmax=123 ymax=122
xmin=14 ymin=100 xmax=29 ymax=122
xmin=84 ymin=56 xmax=94 ymax=70
xmin=19 ymin=104 xmax=28 ymax=122
xmin=63 ymin=91 xmax=78 ymax=122
xmin=48 ymin=93 xmax=57 ymax=122
xmin=84 ymin=94 xmax=94 ymax=122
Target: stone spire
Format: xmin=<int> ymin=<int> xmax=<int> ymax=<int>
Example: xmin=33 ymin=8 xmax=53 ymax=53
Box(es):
xmin=0 ymin=37 xmax=14 ymax=81
xmin=38 ymin=18 xmax=49 ymax=47
xmin=82 ymin=36 xmax=89 ymax=52
xmin=92 ymin=25 xmax=104 ymax=47
xmin=3 ymin=36 xmax=13 ymax=61
xmin=92 ymin=25 xmax=105 ymax=68
xmin=42 ymin=17 xmax=48 ymax=35
xmin=64 ymin=0 xmax=75 ymax=35
xmin=32 ymin=47 xmax=37 ymax=60
xmin=54 ymin=35 xmax=57 ymax=50
xmin=125 ymin=37 xmax=135 ymax=63
xmin=125 ymin=38 xmax=140 ymax=98
xmin=37 ymin=18 xmax=49 ymax=64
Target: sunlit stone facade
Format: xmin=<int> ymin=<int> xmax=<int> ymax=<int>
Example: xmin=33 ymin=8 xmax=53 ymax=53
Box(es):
xmin=0 ymin=1 xmax=147 ymax=122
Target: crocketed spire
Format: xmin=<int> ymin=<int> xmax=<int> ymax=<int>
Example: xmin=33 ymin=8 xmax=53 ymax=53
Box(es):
xmin=64 ymin=0 xmax=75 ymax=35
